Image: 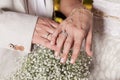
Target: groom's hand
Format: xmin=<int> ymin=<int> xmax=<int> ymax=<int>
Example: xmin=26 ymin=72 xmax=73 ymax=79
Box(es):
xmin=32 ymin=17 xmax=59 ymax=50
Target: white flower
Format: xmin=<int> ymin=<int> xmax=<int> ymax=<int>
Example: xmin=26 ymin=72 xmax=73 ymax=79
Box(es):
xmin=11 ymin=45 xmax=92 ymax=80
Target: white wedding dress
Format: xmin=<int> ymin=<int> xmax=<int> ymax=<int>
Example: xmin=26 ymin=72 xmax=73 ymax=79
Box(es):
xmin=89 ymin=0 xmax=120 ymax=80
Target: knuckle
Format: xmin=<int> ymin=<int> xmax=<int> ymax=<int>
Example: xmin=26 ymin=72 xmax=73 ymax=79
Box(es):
xmin=57 ymin=46 xmax=61 ymax=50
xmin=78 ymin=31 xmax=85 ymax=38
xmin=52 ymin=31 xmax=59 ymax=38
xmin=74 ymin=43 xmax=80 ymax=49
xmin=81 ymin=34 xmax=86 ymax=38
xmin=56 ymin=46 xmax=61 ymax=52
xmin=74 ymin=31 xmax=84 ymax=39
xmin=59 ymin=34 xmax=64 ymax=38
xmin=63 ymin=49 xmax=69 ymax=55
xmin=65 ymin=40 xmax=71 ymax=45
xmin=42 ymin=40 xmax=48 ymax=45
xmin=62 ymin=53 xmax=68 ymax=59
xmin=52 ymin=34 xmax=57 ymax=39
xmin=87 ymin=42 xmax=91 ymax=46
xmin=63 ymin=52 xmax=68 ymax=56
xmin=51 ymin=35 xmax=57 ymax=41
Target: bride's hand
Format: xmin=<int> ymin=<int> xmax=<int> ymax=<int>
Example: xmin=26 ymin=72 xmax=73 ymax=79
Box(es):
xmin=32 ymin=17 xmax=59 ymax=50
xmin=51 ymin=8 xmax=93 ymax=64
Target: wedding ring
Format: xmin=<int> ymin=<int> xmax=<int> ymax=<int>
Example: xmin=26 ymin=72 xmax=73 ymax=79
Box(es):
xmin=46 ymin=33 xmax=51 ymax=39
xmin=61 ymin=30 xmax=68 ymax=37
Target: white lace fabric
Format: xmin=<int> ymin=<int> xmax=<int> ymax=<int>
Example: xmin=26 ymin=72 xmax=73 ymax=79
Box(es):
xmin=93 ymin=0 xmax=120 ymax=18
xmin=90 ymin=0 xmax=120 ymax=79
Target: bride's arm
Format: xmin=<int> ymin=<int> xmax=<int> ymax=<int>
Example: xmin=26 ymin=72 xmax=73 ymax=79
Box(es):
xmin=51 ymin=0 xmax=93 ymax=64
xmin=60 ymin=0 xmax=84 ymax=16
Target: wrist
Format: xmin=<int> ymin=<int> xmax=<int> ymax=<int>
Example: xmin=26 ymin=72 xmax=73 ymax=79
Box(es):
xmin=60 ymin=3 xmax=85 ymax=17
xmin=69 ymin=7 xmax=93 ymax=18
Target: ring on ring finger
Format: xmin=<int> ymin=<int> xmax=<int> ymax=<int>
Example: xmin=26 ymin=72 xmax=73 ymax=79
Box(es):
xmin=61 ymin=30 xmax=68 ymax=37
xmin=45 ymin=33 xmax=51 ymax=39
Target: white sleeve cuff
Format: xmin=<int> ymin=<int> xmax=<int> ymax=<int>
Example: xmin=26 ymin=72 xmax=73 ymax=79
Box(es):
xmin=0 ymin=11 xmax=38 ymax=53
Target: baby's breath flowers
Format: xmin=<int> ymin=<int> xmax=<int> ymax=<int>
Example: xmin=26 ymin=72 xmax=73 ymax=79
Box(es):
xmin=10 ymin=45 xmax=92 ymax=80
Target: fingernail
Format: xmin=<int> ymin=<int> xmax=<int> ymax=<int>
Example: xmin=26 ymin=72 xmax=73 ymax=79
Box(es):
xmin=55 ymin=52 xmax=59 ymax=57
xmin=55 ymin=52 xmax=61 ymax=59
xmin=60 ymin=58 xmax=65 ymax=63
xmin=55 ymin=52 xmax=60 ymax=59
xmin=55 ymin=56 xmax=60 ymax=59
xmin=70 ymin=59 xmax=75 ymax=64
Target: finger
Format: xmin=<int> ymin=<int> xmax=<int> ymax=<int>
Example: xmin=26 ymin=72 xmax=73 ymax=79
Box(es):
xmin=32 ymin=31 xmax=56 ymax=50
xmin=48 ymin=20 xmax=59 ymax=29
xmin=47 ymin=34 xmax=52 ymax=40
xmin=85 ymin=25 xmax=93 ymax=56
xmin=54 ymin=32 xmax=67 ymax=58
xmin=38 ymin=17 xmax=58 ymax=30
xmin=70 ymin=39 xmax=83 ymax=64
xmin=37 ymin=23 xmax=55 ymax=34
xmin=38 ymin=37 xmax=56 ymax=50
xmin=60 ymin=36 xmax=73 ymax=63
xmin=42 ymin=24 xmax=55 ymax=34
xmin=51 ymin=27 xmax=62 ymax=45
xmin=43 ymin=18 xmax=59 ymax=29
xmin=38 ymin=29 xmax=50 ymax=39
xmin=35 ymin=27 xmax=51 ymax=40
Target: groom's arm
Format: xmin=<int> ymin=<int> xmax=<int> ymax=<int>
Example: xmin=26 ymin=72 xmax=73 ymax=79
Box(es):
xmin=0 ymin=11 xmax=38 ymax=53
xmin=0 ymin=0 xmax=38 ymax=53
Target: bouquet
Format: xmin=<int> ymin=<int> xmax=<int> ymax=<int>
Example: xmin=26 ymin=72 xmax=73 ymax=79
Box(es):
xmin=10 ymin=45 xmax=92 ymax=80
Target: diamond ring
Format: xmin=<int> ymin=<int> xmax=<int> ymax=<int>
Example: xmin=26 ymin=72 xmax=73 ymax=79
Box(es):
xmin=61 ymin=30 xmax=68 ymax=37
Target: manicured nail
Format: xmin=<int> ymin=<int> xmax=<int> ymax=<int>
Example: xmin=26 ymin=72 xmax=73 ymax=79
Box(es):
xmin=55 ymin=52 xmax=61 ymax=60
xmin=55 ymin=52 xmax=60 ymax=59
xmin=70 ymin=59 xmax=75 ymax=64
xmin=60 ymin=58 xmax=65 ymax=63
xmin=55 ymin=52 xmax=59 ymax=57
xmin=55 ymin=56 xmax=60 ymax=59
